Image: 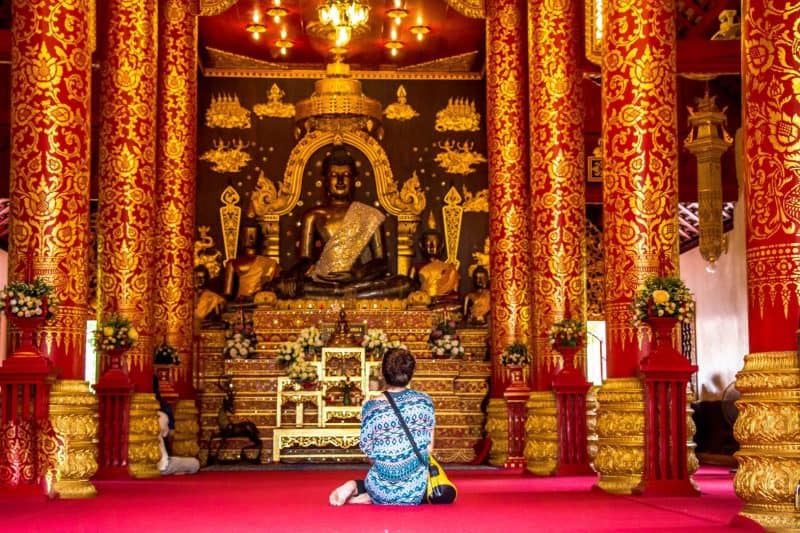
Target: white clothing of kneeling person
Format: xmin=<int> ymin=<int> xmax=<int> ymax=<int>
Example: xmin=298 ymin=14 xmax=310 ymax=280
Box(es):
xmin=157 ymin=411 xmax=200 ymax=475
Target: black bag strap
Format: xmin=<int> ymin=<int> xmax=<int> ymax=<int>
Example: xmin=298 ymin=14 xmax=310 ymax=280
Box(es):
xmin=384 ymin=391 xmax=427 ymax=468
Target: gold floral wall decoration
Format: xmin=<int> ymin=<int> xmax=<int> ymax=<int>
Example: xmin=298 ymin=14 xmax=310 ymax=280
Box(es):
xmin=246 ymin=170 xmax=294 ymax=217
xmin=253 ymin=84 xmax=295 ymax=119
xmin=435 ymin=97 xmax=481 ymax=132
xmin=383 ymin=85 xmax=419 ymax=121
xmin=199 ymin=138 xmax=251 ymax=173
xmin=462 ymin=185 xmax=488 ymax=212
xmin=384 ymin=170 xmax=426 ymax=216
xmin=205 ymin=93 xmax=251 ymax=129
xmin=434 ymin=139 xmax=488 ymax=175
xmin=442 ymin=186 xmax=464 ymax=268
xmin=194 ymin=226 xmax=223 ymax=279
xmin=219 ymin=186 xmax=241 ymax=263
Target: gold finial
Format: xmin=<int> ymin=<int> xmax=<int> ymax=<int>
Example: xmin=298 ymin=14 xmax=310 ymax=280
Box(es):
xmin=426 ymin=211 xmax=438 ymax=231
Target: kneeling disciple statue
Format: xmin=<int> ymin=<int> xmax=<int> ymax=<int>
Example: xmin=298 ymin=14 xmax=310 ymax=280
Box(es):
xmin=224 ymin=221 xmax=281 ymax=302
xmin=408 ymin=212 xmax=461 ymax=315
xmin=463 ymin=265 xmax=490 ymax=326
xmin=273 ymin=149 xmax=417 ymax=299
xmin=194 ymin=265 xmax=226 ymax=328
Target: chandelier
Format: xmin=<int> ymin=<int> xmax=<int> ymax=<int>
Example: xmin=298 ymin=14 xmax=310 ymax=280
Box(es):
xmin=316 ymin=0 xmax=370 ymax=48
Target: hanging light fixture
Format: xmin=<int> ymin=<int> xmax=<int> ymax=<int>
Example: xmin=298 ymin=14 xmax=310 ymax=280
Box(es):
xmin=275 ymin=26 xmax=293 ymax=56
xmin=384 ymin=26 xmax=403 ymax=57
xmin=266 ymin=0 xmax=289 ymax=23
xmin=386 ymin=0 xmax=409 ymax=25
xmin=410 ymin=13 xmax=430 ymax=41
xmin=316 ymin=0 xmax=371 ymax=47
xmin=246 ymin=9 xmax=267 ymax=41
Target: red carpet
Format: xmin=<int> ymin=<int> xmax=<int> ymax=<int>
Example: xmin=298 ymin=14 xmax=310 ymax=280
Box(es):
xmin=0 ymin=466 xmax=761 ymax=532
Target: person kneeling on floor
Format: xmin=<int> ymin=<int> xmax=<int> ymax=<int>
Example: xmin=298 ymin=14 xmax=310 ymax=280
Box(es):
xmin=157 ymin=409 xmax=200 ymax=476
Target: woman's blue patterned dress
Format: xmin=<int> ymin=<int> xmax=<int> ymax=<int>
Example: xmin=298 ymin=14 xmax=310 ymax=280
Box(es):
xmin=359 ymin=389 xmax=435 ymax=505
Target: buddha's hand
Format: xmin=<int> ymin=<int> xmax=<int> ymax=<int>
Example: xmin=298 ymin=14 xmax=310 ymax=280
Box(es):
xmin=321 ymin=271 xmax=353 ymax=283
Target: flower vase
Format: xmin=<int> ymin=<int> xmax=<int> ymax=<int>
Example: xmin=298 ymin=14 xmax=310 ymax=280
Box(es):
xmin=6 ymin=300 xmax=48 ymax=360
xmin=643 ymin=316 xmax=684 ymax=366
xmin=506 ymin=364 xmax=524 ymax=385
xmin=100 ymin=348 xmax=130 ymax=379
xmin=552 ymin=344 xmax=586 ymax=387
xmin=556 ymin=345 xmax=581 ymax=372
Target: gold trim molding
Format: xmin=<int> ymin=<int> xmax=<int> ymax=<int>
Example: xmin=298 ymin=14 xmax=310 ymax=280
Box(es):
xmin=524 ymin=391 xmax=558 ymax=476
xmin=444 ymin=0 xmax=485 ymax=18
xmin=199 ymin=0 xmax=237 ymax=16
xmin=486 ymin=398 xmax=508 ymax=467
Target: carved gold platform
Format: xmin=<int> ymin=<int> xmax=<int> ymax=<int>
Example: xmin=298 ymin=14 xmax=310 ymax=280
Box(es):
xmin=196 ymin=305 xmax=490 ymax=464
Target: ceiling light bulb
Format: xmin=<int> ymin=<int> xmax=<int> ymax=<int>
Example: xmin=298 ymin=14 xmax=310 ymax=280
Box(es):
xmin=280 ymin=27 xmax=287 ymax=39
xmin=416 ymin=32 xmax=423 ymax=41
xmin=390 ymin=27 xmax=398 ymax=40
xmin=253 ymin=32 xmax=260 ymax=41
xmin=335 ymin=25 xmax=352 ymax=47
xmin=391 ymin=48 xmax=397 ymax=57
xmin=252 ymin=11 xmax=261 ymax=24
xmin=274 ymin=15 xmax=280 ymax=23
xmin=280 ymin=47 xmax=287 ymax=56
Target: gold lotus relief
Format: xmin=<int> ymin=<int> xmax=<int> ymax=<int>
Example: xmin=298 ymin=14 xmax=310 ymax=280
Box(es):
xmin=383 ymin=85 xmax=419 ymax=121
xmin=524 ymin=440 xmax=558 ymax=460
xmin=109 ymin=144 xmax=140 ymax=177
xmin=113 ymin=57 xmax=144 ymax=92
xmin=205 ymin=93 xmax=251 ymax=129
xmin=735 ymin=455 xmax=800 ymax=504
xmin=435 ymin=97 xmax=481 ymax=132
xmin=24 ymin=42 xmax=67 ymax=90
xmin=597 ymin=412 xmax=645 ymax=438
xmin=524 ymin=414 xmax=558 ymax=435
xmin=594 ymin=445 xmax=644 ymax=474
xmin=253 ymin=84 xmax=295 ymax=119
xmin=59 ymin=448 xmax=99 ymax=479
xmin=734 ymin=403 xmax=800 ymax=443
xmin=128 ymin=441 xmax=161 ymax=464
xmin=200 ymin=139 xmax=251 ymax=173
xmin=50 ymin=415 xmax=98 ymax=439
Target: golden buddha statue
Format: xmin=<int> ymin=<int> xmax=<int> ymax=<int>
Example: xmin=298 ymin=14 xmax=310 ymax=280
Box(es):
xmin=273 ymin=149 xmax=417 ymax=299
xmin=409 ymin=212 xmax=461 ymax=312
xmin=463 ymin=265 xmax=490 ymax=326
xmin=223 ymin=222 xmax=280 ymax=302
xmin=194 ymin=265 xmax=226 ymax=327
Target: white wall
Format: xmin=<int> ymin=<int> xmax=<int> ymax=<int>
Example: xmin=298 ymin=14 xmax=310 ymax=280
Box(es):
xmin=680 ymin=198 xmax=749 ymax=400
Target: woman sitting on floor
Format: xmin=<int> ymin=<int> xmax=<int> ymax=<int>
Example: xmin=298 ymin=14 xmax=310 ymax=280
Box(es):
xmin=329 ymin=348 xmax=435 ymax=505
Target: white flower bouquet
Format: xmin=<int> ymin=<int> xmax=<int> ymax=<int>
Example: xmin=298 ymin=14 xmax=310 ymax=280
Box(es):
xmin=287 ymin=357 xmax=318 ymax=386
xmin=297 ymin=326 xmax=324 ymax=355
xmin=223 ymin=331 xmax=257 ymax=359
xmin=429 ymin=334 xmax=464 ymax=359
xmin=0 ymin=278 xmax=55 ymax=319
xmin=361 ymin=328 xmax=389 ymax=357
xmin=277 ymin=341 xmax=302 ymax=366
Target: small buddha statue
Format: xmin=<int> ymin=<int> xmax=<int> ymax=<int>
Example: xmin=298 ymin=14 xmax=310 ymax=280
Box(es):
xmin=463 ymin=265 xmax=490 ymax=327
xmin=194 ymin=265 xmax=226 ymax=328
xmin=223 ymin=221 xmax=280 ymax=302
xmin=409 ymin=212 xmax=461 ymax=313
xmin=272 ymin=149 xmax=417 ymax=299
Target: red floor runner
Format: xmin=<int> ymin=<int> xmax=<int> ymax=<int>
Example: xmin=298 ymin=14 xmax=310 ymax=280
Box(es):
xmin=0 ymin=466 xmax=761 ymax=532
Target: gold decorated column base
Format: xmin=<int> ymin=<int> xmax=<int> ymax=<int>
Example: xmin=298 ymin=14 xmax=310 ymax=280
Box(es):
xmin=48 ymin=380 xmax=98 ymax=499
xmin=172 ymin=399 xmax=200 ymax=458
xmin=128 ymin=393 xmax=161 ymax=479
xmin=486 ymin=398 xmax=508 ymax=467
xmin=586 ymin=385 xmax=599 ymax=470
xmin=686 ymin=390 xmax=699 ymax=477
xmin=523 ymin=391 xmax=558 ymax=476
xmin=733 ymin=351 xmax=800 ymax=531
xmin=594 ymin=378 xmax=644 ymax=494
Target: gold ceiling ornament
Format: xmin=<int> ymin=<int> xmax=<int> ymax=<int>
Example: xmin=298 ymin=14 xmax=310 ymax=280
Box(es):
xmin=205 ymin=93 xmax=252 ymax=129
xmin=442 ymin=186 xmax=464 ymax=268
xmin=443 ymin=0 xmax=485 ymax=19
xmin=253 ymin=83 xmax=296 ymax=118
xmin=219 ymin=185 xmax=242 ymax=263
xmin=294 ymin=62 xmax=383 ymax=139
xmin=383 ymin=85 xmax=419 ymax=121
xmin=199 ymin=138 xmax=251 ymax=173
xmin=199 ymin=0 xmax=238 ymax=17
xmin=434 ymin=139 xmax=488 ymax=175
xmin=684 ymin=88 xmax=733 ymax=272
xmin=194 ymin=225 xmax=224 ymax=279
xmin=468 ymin=236 xmax=490 ymax=277
xmin=461 ymin=185 xmax=488 ymax=212
xmin=309 ymin=0 xmax=371 ymax=49
xmin=435 ymin=97 xmax=481 ymax=132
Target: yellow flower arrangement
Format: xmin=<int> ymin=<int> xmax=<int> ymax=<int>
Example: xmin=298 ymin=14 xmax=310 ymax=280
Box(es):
xmin=632 ymin=276 xmax=696 ymax=326
xmin=94 ymin=314 xmax=138 ymax=352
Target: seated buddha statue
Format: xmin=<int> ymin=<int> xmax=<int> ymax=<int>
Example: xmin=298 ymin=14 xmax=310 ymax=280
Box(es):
xmin=193 ymin=265 xmax=226 ymax=328
xmin=273 ymin=149 xmax=417 ymax=300
xmin=223 ymin=221 xmax=281 ymax=302
xmin=409 ymin=212 xmax=461 ymax=313
xmin=463 ymin=265 xmax=490 ymax=327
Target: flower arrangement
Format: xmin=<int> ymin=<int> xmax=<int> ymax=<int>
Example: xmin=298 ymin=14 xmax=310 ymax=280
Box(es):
xmin=94 ymin=314 xmax=138 ymax=352
xmin=0 ymin=278 xmax=55 ymax=319
xmin=385 ymin=340 xmax=408 ymax=353
xmin=632 ymin=276 xmax=696 ymax=326
xmin=549 ymin=317 xmax=585 ymax=348
xmin=154 ymin=343 xmax=180 ymax=365
xmin=223 ymin=329 xmax=257 ymax=359
xmin=287 ymin=357 xmax=318 ymax=386
xmin=296 ymin=326 xmax=324 ymax=355
xmin=361 ymin=328 xmax=389 ymax=357
xmin=428 ymin=320 xmax=464 ymax=358
xmin=277 ymin=341 xmax=302 ymax=366
xmin=501 ymin=342 xmax=530 ymax=366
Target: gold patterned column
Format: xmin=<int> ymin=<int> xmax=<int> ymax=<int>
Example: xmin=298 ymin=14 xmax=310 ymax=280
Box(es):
xmin=736 ymin=1 xmax=800 ymax=528
xmin=486 ymin=398 xmax=508 ymax=467
xmin=523 ymin=391 xmax=558 ymax=475
xmin=528 ymin=0 xmax=586 ymax=391
xmin=172 ymin=399 xmax=200 ymax=458
xmin=9 ymin=0 xmax=92 ymax=378
xmin=594 ymin=378 xmax=644 ymax=494
xmin=48 ymin=380 xmax=98 ymax=498
xmin=127 ymin=393 xmax=161 ymax=479
xmin=155 ymin=0 xmax=199 ymax=398
xmin=97 ymin=0 xmax=159 ymax=391
xmin=486 ymin=0 xmax=531 ymax=395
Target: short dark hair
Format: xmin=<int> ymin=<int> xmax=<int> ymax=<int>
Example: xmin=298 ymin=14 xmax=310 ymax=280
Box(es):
xmin=322 ymin=148 xmax=357 ymax=178
xmin=382 ymin=348 xmax=416 ymax=387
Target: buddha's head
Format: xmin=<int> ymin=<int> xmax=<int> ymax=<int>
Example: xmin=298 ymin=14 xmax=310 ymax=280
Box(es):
xmin=472 ymin=265 xmax=489 ymax=290
xmin=420 ymin=211 xmax=444 ymax=260
xmin=194 ymin=265 xmax=210 ymax=290
xmin=322 ymin=149 xmax=357 ymax=201
xmin=240 ymin=221 xmax=262 ymax=254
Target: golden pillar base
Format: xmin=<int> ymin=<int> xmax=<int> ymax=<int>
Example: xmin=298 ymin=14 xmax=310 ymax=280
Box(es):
xmin=48 ymin=380 xmax=98 ymax=498
xmin=486 ymin=398 xmax=508 ymax=467
xmin=733 ymin=351 xmax=800 ymax=531
xmin=127 ymin=393 xmax=161 ymax=479
xmin=586 ymin=385 xmax=599 ymax=471
xmin=523 ymin=391 xmax=558 ymax=476
xmin=594 ymin=378 xmax=644 ymax=494
xmin=686 ymin=390 xmax=699 ymax=477
xmin=173 ymin=399 xmax=200 ymax=458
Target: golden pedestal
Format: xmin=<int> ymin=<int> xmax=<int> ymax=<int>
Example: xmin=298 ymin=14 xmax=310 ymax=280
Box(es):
xmin=173 ymin=399 xmax=200 ymax=458
xmin=586 ymin=385 xmax=599 ymax=470
xmin=127 ymin=393 xmax=161 ymax=479
xmin=594 ymin=377 xmax=645 ymax=494
xmin=48 ymin=380 xmax=98 ymax=498
xmin=524 ymin=391 xmax=558 ymax=476
xmin=734 ymin=351 xmax=800 ymax=531
xmin=486 ymin=398 xmax=508 ymax=467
